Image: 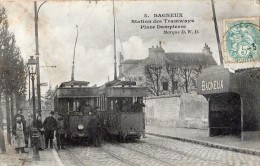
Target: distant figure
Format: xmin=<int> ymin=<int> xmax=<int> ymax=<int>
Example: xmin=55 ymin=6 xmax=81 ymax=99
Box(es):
xmin=43 ymin=111 xmax=57 ymax=149
xmin=13 ymin=109 xmax=26 ymax=128
xmin=114 ymin=100 xmax=120 ymax=112
xmin=132 ymin=99 xmax=145 ymax=112
xmin=56 ymin=115 xmax=66 ymax=150
xmin=122 ymin=99 xmax=130 ymax=112
xmin=25 ymin=113 xmax=33 ymax=148
xmin=12 ymin=116 xmax=27 ymax=153
xmin=35 ymin=115 xmax=45 ymax=150
xmin=81 ymin=101 xmax=93 ymax=114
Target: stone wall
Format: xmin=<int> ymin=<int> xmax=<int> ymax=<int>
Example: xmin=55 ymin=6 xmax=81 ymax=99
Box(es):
xmin=144 ymin=93 xmax=208 ymax=129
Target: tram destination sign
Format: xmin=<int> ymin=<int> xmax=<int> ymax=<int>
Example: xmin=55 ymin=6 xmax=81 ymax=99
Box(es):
xmin=106 ymin=87 xmax=148 ymax=97
xmin=56 ymin=87 xmax=99 ymax=98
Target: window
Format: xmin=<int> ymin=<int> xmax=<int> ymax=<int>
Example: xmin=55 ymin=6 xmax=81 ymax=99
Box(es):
xmin=172 ymin=81 xmax=178 ymax=90
xmin=162 ymin=82 xmax=169 ymax=91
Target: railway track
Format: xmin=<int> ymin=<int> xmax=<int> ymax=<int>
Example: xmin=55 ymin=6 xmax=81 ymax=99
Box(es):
xmin=66 ymin=148 xmax=87 ymax=166
xmin=99 ymin=147 xmax=140 ymax=166
xmin=116 ymin=143 xmax=174 ymax=166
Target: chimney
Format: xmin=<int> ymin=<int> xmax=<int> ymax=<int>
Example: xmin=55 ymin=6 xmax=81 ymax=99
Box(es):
xmin=202 ymin=43 xmax=212 ymax=56
xmin=149 ymin=41 xmax=165 ymax=62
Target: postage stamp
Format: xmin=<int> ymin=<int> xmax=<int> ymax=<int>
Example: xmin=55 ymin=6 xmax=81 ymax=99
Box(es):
xmin=255 ymin=0 xmax=260 ymax=5
xmin=223 ymin=17 xmax=260 ymax=63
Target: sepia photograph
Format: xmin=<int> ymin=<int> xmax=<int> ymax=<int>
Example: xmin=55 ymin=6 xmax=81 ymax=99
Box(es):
xmin=0 ymin=0 xmax=259 ymax=165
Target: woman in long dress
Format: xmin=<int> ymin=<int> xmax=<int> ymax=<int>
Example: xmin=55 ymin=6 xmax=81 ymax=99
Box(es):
xmin=35 ymin=115 xmax=45 ymax=150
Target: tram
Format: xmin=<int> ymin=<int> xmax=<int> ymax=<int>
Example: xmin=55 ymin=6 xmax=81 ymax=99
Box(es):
xmin=53 ymin=80 xmax=99 ymax=143
xmin=99 ymin=80 xmax=147 ymax=141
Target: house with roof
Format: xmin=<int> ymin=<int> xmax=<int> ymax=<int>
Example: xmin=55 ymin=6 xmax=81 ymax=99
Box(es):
xmin=118 ymin=41 xmax=217 ymax=96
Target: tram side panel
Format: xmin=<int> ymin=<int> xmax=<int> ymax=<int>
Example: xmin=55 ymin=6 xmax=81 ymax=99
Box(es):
xmin=119 ymin=112 xmax=144 ymax=138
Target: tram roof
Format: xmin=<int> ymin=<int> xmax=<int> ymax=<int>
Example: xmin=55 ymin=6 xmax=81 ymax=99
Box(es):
xmin=59 ymin=80 xmax=90 ymax=88
xmin=54 ymin=80 xmax=99 ymax=98
xmin=99 ymin=80 xmax=147 ymax=97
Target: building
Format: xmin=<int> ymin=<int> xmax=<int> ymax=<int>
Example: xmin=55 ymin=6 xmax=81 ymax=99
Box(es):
xmin=198 ymin=65 xmax=260 ymax=140
xmin=118 ymin=41 xmax=217 ymax=96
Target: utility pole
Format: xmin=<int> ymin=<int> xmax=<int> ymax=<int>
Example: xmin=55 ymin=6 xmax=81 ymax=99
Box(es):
xmin=211 ymin=0 xmax=223 ymax=65
xmin=113 ymin=0 xmax=117 ymax=80
xmin=34 ymin=1 xmax=47 ymax=115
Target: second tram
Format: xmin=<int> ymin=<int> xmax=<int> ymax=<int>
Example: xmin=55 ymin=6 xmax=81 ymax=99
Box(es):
xmin=99 ymin=80 xmax=147 ymax=141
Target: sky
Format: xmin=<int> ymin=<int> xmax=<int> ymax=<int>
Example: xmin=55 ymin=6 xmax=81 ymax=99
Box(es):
xmin=1 ymin=0 xmax=259 ymax=95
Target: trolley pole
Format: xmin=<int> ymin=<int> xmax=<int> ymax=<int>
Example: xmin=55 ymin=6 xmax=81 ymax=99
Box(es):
xmin=211 ymin=0 xmax=223 ymax=65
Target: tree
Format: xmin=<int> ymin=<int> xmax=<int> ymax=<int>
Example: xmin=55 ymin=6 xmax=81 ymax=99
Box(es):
xmin=0 ymin=5 xmax=27 ymax=147
xmin=144 ymin=64 xmax=166 ymax=96
xmin=165 ymin=62 xmax=178 ymax=94
xmin=178 ymin=65 xmax=202 ymax=93
xmin=44 ymin=85 xmax=54 ymax=111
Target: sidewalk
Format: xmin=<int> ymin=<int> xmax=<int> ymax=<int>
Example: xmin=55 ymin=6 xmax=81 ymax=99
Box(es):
xmin=146 ymin=125 xmax=260 ymax=156
xmin=0 ymin=129 xmax=64 ymax=166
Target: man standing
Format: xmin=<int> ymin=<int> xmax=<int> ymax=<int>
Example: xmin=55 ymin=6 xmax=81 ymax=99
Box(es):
xmin=25 ymin=113 xmax=33 ymax=148
xmin=43 ymin=111 xmax=57 ymax=149
xmin=132 ymin=98 xmax=145 ymax=112
xmin=56 ymin=114 xmax=66 ymax=150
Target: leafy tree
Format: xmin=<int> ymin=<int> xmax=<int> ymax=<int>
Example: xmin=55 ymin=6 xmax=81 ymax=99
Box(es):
xmin=44 ymin=85 xmax=54 ymax=111
xmin=0 ymin=5 xmax=27 ymax=147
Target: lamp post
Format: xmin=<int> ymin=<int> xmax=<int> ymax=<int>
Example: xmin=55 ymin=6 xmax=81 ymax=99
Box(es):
xmin=28 ymin=56 xmax=40 ymax=161
xmin=34 ymin=1 xmax=47 ymax=115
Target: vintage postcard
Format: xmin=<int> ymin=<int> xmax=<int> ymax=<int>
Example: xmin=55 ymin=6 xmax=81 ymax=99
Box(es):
xmin=0 ymin=0 xmax=259 ymax=166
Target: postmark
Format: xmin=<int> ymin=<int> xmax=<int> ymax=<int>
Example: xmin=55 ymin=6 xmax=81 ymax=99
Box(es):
xmin=223 ymin=17 xmax=260 ymax=63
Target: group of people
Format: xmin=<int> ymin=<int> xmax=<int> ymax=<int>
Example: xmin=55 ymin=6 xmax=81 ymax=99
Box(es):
xmin=12 ymin=109 xmax=67 ymax=153
xmin=115 ymin=98 xmax=145 ymax=112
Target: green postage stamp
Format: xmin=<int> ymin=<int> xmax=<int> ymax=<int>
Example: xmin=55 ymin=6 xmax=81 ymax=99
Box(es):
xmin=223 ymin=17 xmax=260 ymax=63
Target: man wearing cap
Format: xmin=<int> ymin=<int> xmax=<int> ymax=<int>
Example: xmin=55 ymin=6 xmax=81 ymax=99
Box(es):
xmin=43 ymin=111 xmax=57 ymax=149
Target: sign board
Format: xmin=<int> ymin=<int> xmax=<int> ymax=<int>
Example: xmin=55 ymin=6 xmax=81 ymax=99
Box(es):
xmin=197 ymin=66 xmax=233 ymax=95
xmin=56 ymin=87 xmax=99 ymax=98
xmin=106 ymin=87 xmax=148 ymax=97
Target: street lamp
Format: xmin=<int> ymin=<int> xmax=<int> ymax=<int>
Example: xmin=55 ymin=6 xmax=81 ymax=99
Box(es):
xmin=34 ymin=1 xmax=47 ymax=115
xmin=27 ymin=56 xmax=40 ymax=161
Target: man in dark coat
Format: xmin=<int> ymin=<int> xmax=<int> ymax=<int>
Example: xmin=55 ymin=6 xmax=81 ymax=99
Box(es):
xmin=132 ymin=98 xmax=145 ymax=112
xmin=43 ymin=111 xmax=57 ymax=149
xmin=89 ymin=113 xmax=102 ymax=147
xmin=56 ymin=114 xmax=66 ymax=150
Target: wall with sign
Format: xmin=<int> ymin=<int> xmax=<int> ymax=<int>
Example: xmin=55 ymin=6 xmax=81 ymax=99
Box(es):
xmin=144 ymin=93 xmax=208 ymax=129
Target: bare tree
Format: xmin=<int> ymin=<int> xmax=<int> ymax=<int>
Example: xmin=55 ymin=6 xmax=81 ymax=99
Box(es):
xmin=165 ymin=63 xmax=178 ymax=94
xmin=144 ymin=64 xmax=166 ymax=96
xmin=178 ymin=65 xmax=202 ymax=93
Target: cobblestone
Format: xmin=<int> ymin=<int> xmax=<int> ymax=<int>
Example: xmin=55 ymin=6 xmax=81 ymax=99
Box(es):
xmin=58 ymin=136 xmax=260 ymax=166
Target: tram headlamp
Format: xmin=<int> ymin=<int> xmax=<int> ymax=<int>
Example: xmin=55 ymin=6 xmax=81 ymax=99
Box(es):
xmin=78 ymin=124 xmax=84 ymax=130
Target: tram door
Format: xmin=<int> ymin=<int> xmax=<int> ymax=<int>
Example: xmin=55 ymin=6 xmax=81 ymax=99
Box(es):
xmin=209 ymin=93 xmax=241 ymax=137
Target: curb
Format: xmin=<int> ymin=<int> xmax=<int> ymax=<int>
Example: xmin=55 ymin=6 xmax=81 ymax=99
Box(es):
xmin=147 ymin=132 xmax=260 ymax=156
xmin=52 ymin=149 xmax=65 ymax=166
